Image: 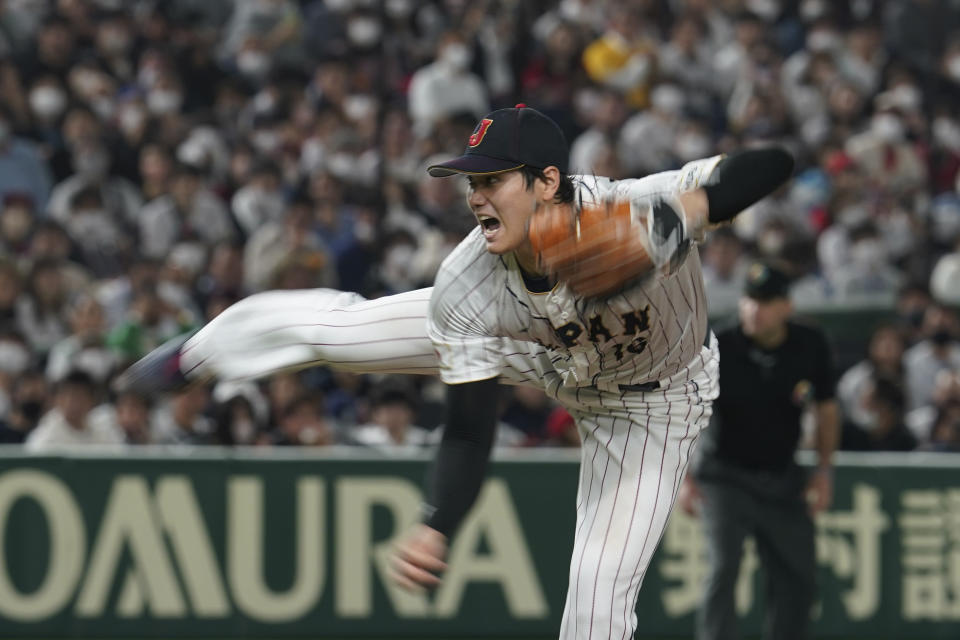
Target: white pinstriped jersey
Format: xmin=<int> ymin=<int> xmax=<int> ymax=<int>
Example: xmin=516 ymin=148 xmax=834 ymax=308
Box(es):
xmin=427 ymin=156 xmax=723 ymax=393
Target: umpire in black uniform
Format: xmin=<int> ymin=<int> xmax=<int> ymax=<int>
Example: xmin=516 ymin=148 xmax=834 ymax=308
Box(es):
xmin=679 ymin=262 xmax=839 ymax=640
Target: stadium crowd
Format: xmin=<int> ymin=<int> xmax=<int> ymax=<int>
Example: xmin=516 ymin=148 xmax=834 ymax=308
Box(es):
xmin=0 ymin=0 xmax=958 ymax=452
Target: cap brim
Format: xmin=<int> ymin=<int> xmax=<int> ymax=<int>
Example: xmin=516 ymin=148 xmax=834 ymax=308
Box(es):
xmin=427 ymin=154 xmax=523 ymax=177
xmin=745 ymin=290 xmax=788 ymax=301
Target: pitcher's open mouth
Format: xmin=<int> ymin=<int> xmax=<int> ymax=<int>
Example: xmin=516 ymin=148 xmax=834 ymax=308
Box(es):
xmin=477 ymin=214 xmax=502 ymax=241
xmin=479 ymin=216 xmax=501 ymax=232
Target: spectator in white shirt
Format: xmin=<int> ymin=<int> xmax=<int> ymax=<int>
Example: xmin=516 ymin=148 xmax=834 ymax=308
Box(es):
xmin=831 ymin=222 xmax=903 ymax=306
xmin=568 ymin=89 xmax=627 ymax=175
xmin=86 ymin=389 xmax=155 ymax=445
xmin=351 ymin=379 xmax=431 ymax=453
xmin=45 ymin=294 xmax=116 ymax=385
xmin=407 ymin=31 xmax=489 ymax=138
xmin=837 ymin=324 xmax=907 ymax=432
xmin=904 ymin=303 xmax=960 ymax=411
xmin=139 ymin=162 xmax=236 ymax=260
xmin=658 ymin=13 xmax=717 ymax=117
xmin=701 ymin=227 xmax=748 ymax=317
xmin=619 ymin=84 xmax=687 ymax=175
xmin=26 ymin=370 xmax=123 ymax=450
xmin=46 ymin=138 xmax=142 ymax=231
xmin=151 ymin=385 xmax=216 ymax=445
xmin=230 ymin=159 xmax=285 ymax=238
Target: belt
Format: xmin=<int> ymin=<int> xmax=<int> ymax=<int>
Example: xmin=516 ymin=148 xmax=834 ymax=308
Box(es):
xmin=617 ymin=326 xmax=712 ymax=394
xmin=619 ymin=380 xmax=660 ymax=393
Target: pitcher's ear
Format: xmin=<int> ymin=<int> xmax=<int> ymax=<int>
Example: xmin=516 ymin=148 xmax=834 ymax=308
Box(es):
xmin=539 ymin=165 xmax=561 ymax=199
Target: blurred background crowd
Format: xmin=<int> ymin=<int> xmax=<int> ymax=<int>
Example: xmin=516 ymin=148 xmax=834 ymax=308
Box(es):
xmin=0 ymin=0 xmax=959 ymax=453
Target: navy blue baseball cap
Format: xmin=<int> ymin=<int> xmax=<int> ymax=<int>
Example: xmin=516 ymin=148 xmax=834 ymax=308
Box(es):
xmin=427 ymin=104 xmax=569 ymax=177
xmin=744 ymin=262 xmax=791 ymax=301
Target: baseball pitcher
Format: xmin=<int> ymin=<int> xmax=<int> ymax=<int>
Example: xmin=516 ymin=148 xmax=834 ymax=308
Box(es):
xmin=120 ymin=106 xmax=793 ymax=640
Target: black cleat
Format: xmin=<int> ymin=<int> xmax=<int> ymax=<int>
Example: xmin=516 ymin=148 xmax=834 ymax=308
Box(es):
xmin=113 ymin=333 xmax=193 ymax=394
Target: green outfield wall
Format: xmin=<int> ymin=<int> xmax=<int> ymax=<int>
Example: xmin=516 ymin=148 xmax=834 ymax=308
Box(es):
xmin=0 ymin=447 xmax=957 ymax=638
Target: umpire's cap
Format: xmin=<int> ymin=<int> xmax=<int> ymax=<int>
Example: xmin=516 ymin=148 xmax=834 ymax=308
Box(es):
xmin=427 ymin=104 xmax=569 ymax=177
xmin=744 ymin=262 xmax=791 ymax=301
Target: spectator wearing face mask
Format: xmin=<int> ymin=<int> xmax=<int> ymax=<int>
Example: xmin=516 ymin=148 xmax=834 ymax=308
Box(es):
xmin=151 ymin=384 xmax=216 ymax=446
xmin=568 ymin=89 xmax=627 ymax=175
xmin=658 ymin=14 xmax=716 ymax=118
xmin=211 ymin=380 xmax=269 ymax=446
xmin=831 ymin=222 xmax=903 ymax=305
xmin=46 ymin=137 xmax=142 ymax=229
xmin=893 ymin=282 xmax=931 ymax=344
xmin=0 ymin=105 xmax=53 ymax=211
xmin=907 ymin=369 xmax=960 ymax=447
xmin=373 ymin=230 xmax=421 ymax=295
xmin=46 ymin=294 xmax=117 ymax=385
xmin=94 ymin=389 xmax=154 ymax=445
xmin=841 ymin=374 xmax=916 ymax=452
xmin=816 ymin=190 xmax=868 ymax=285
xmin=781 ymin=17 xmax=844 ymax=122
xmin=270 ymin=393 xmax=336 ymax=447
xmin=904 ymin=303 xmax=960 ymax=412
xmin=230 ymin=158 xmax=285 ymax=237
xmin=930 ymin=211 xmax=960 ymax=309
xmin=219 ymin=0 xmax=305 ymax=83
xmin=60 ymin=186 xmax=127 ymax=277
xmin=620 ymin=83 xmax=688 ymax=176
xmin=389 ymin=187 xmax=466 ymax=300
xmin=712 ymin=10 xmax=768 ymax=99
xmin=65 ymin=59 xmax=119 ymax=125
xmin=138 ymin=162 xmax=235 ymax=260
xmin=143 ymin=70 xmax=185 ymax=122
xmin=303 ymin=173 xmax=377 ymax=291
xmin=837 ymin=324 xmax=907 ymax=433
xmin=845 ymin=104 xmax=927 ymax=197
xmin=26 ymin=76 xmax=70 ymax=140
xmin=837 ymin=21 xmax=886 ymax=97
xmin=211 ymin=392 xmax=262 ymax=446
xmin=941 ymin=37 xmax=960 ymax=86
xmin=244 ymin=193 xmax=337 ymax=293
xmin=92 ymin=10 xmax=137 ymax=83
xmin=16 ymin=258 xmax=70 ymax=355
xmin=407 ymin=31 xmax=490 ymax=137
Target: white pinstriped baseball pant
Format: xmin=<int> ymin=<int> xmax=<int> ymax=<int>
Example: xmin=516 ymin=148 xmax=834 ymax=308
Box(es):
xmin=181 ymin=287 xmax=718 ymax=640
